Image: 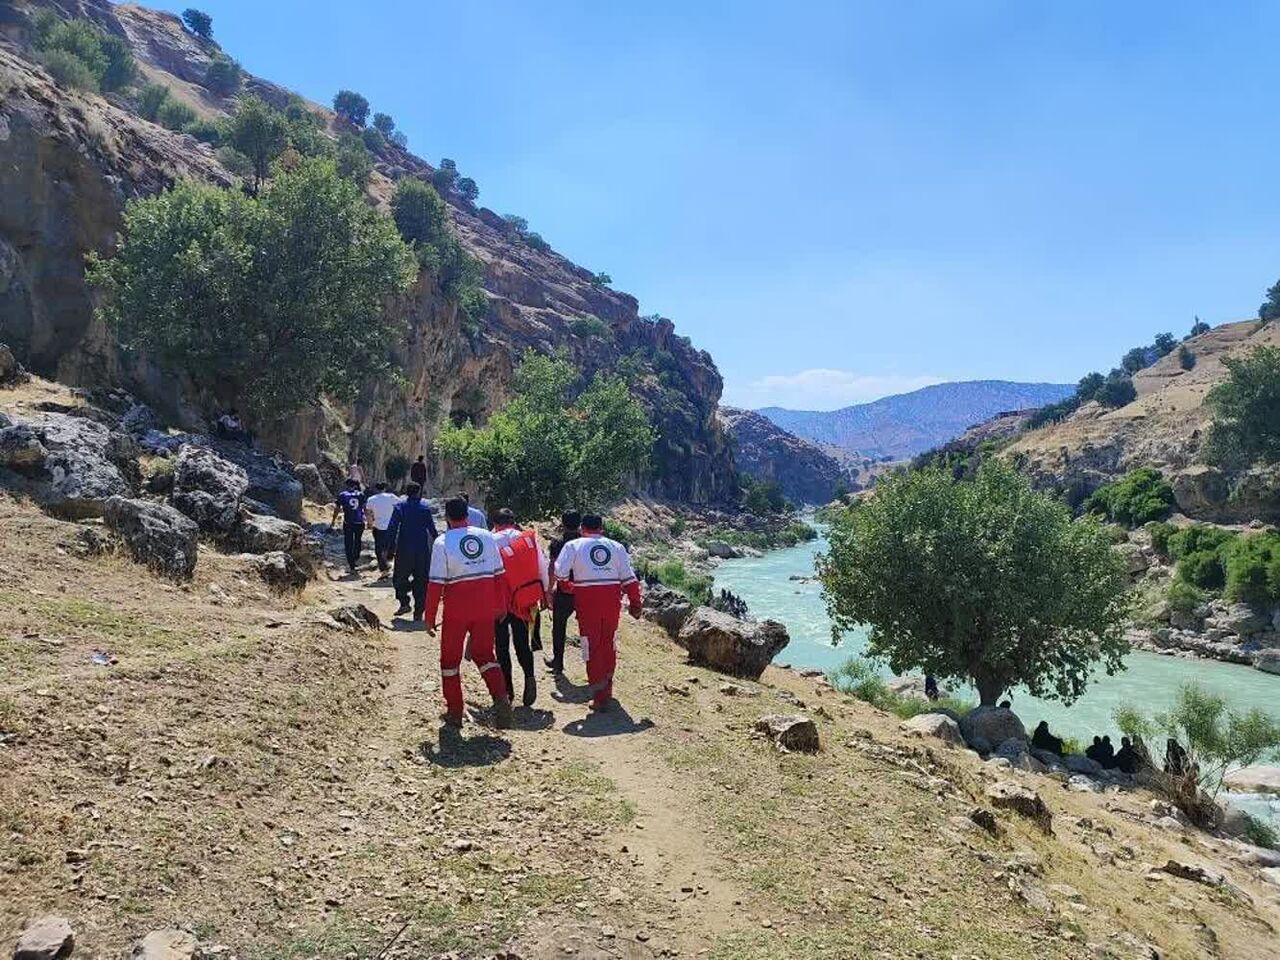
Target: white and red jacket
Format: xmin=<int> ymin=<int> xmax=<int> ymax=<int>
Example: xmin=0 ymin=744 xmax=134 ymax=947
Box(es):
xmin=553 ymin=533 xmax=642 ymax=610
xmin=426 ymin=525 xmax=508 ymax=624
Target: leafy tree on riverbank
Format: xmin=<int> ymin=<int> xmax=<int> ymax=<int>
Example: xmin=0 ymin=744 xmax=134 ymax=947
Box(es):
xmin=88 ymin=158 xmax=416 ymax=416
xmin=1084 ymin=467 xmax=1175 ymax=527
xmin=1203 ymin=345 xmax=1280 ymax=467
xmin=817 ymin=460 xmax=1131 ymax=706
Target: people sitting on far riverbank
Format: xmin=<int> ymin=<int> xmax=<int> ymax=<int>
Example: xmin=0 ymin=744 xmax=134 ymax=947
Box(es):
xmin=1031 ymin=720 xmax=1064 ymax=756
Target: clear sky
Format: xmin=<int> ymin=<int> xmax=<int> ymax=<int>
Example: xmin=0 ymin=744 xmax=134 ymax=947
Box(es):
xmin=158 ymin=1 xmax=1280 ymax=410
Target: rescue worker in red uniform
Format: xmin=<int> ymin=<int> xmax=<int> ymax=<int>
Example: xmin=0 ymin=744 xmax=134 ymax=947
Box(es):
xmin=426 ymin=498 xmax=514 ymax=728
xmin=491 ymin=508 xmax=550 ymax=706
xmin=552 ymin=513 xmax=642 ymax=711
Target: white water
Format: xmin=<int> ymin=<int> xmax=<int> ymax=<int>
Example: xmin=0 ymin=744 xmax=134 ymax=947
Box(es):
xmin=713 ymin=531 xmax=1280 ymax=824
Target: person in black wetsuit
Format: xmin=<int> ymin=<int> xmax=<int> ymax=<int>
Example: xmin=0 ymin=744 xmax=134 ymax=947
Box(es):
xmin=544 ymin=510 xmax=581 ymax=674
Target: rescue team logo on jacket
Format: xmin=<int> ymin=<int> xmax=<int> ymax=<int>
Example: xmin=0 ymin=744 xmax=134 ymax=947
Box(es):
xmin=589 ymin=543 xmax=612 ymax=567
xmin=459 ymin=534 xmax=485 ymax=560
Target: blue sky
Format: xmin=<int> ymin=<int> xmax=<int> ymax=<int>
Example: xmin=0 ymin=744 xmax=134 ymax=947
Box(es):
xmin=161 ymin=1 xmax=1280 ymax=410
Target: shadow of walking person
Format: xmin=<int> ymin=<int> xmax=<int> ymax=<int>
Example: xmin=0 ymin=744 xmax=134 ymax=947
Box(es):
xmin=549 ymin=672 xmax=592 ymax=705
xmin=419 ymin=724 xmax=511 ymax=768
xmin=561 ymin=702 xmax=655 ymax=739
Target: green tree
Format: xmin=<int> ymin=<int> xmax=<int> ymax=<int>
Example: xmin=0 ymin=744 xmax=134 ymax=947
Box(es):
xmin=335 ymin=132 xmax=373 ymax=186
xmin=372 ymin=112 xmax=396 ymax=135
xmin=361 ymin=126 xmax=387 ymax=153
xmin=156 ymin=98 xmax=196 ymax=131
xmin=1178 ymin=344 xmax=1196 ymax=370
xmin=98 ymin=34 xmax=136 ymax=91
xmin=1153 ymin=332 xmax=1177 ymax=357
xmin=591 ymin=272 xmax=613 ymax=288
xmin=455 ymin=176 xmax=479 ymax=202
xmin=224 ymin=96 xmax=288 ymax=194
xmin=1076 ymin=371 xmax=1105 ymax=401
xmin=333 ymin=89 xmax=370 ymax=126
xmin=181 ymin=8 xmax=213 ymax=40
xmin=31 ymin=11 xmax=134 ymax=92
xmin=437 ymin=351 xmax=654 ymax=519
xmin=391 ymin=178 xmax=450 ymax=247
xmin=502 ymin=213 xmax=528 ymax=234
xmin=1203 ymin=345 xmax=1280 ymax=467
xmin=1121 ymin=346 xmax=1151 ymax=373
xmin=742 ymin=478 xmax=786 ymax=514
xmin=1095 ymin=371 xmax=1136 ymax=408
xmin=203 ymin=56 xmax=242 ymax=97
xmin=87 ymin=158 xmax=416 ymax=416
xmin=1259 ymin=280 xmax=1280 ymax=323
xmin=137 ymin=83 xmax=171 ymax=121
xmin=1190 ymin=317 xmax=1211 ymax=337
xmin=817 ymin=461 xmax=1131 ymax=706
xmin=1084 ymin=467 xmax=1175 ymax=527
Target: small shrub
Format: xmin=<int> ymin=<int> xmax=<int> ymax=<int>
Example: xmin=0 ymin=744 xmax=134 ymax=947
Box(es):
xmin=156 ymin=99 xmax=197 ymax=132
xmin=1084 ymin=468 xmax=1175 ymax=527
xmin=503 ymin=214 xmax=529 ymax=233
xmin=591 ymin=271 xmax=612 ymax=287
xmin=203 ymin=56 xmax=242 ymax=97
xmin=182 ymin=8 xmax=213 ymax=40
xmin=215 ymin=146 xmax=253 ymax=178
xmin=1190 ymin=318 xmax=1211 ymax=337
xmin=362 ymin=126 xmax=387 ymax=153
xmin=1096 ymin=371 xmax=1137 ymax=407
xmin=1169 ymin=525 xmax=1237 ymax=591
xmin=1166 ymin=578 xmax=1205 ymax=614
xmin=570 ymin=315 xmax=610 ymax=339
xmin=1147 ymin=520 xmax=1175 ymax=558
xmin=603 ymin=518 xmax=635 ymax=546
xmin=668 ymin=517 xmax=687 ymax=537
xmin=524 ymin=231 xmax=551 ymax=253
xmin=1243 ymin=814 xmax=1279 ymax=850
xmin=1223 ymin=532 xmax=1280 ymax=606
xmin=137 ymin=83 xmax=171 ymax=121
xmin=1178 ymin=345 xmax=1196 ymax=370
xmin=184 ymin=118 xmax=222 ymax=146
xmin=828 ymin=656 xmax=889 ymax=706
xmin=40 ymin=48 xmax=99 ymax=90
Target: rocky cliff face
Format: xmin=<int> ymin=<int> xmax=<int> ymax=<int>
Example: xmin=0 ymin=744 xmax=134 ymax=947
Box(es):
xmin=718 ymin=406 xmax=847 ymax=504
xmin=0 ymin=0 xmax=737 ymax=505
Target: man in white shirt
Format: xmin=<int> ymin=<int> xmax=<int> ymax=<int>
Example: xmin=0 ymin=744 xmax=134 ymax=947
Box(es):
xmin=365 ymin=482 xmax=402 ymax=574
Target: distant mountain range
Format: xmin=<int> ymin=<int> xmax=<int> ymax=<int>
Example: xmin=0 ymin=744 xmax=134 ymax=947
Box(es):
xmin=759 ymin=380 xmax=1075 ymax=459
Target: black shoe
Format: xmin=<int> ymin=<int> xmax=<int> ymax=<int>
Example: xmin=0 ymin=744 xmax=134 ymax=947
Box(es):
xmin=543 ymin=658 xmax=563 ymax=674
xmin=522 ymin=674 xmax=537 ymax=707
xmin=393 ymin=603 xmax=411 ymax=617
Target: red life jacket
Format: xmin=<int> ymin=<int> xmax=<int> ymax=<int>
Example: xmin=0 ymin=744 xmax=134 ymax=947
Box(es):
xmin=499 ymin=529 xmax=545 ymax=619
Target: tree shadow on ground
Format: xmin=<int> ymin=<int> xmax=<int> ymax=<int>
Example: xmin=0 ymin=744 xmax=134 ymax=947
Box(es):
xmin=561 ymin=702 xmax=655 ymax=739
xmin=550 ymin=673 xmax=592 ymax=705
xmin=419 ymin=724 xmax=511 ymax=767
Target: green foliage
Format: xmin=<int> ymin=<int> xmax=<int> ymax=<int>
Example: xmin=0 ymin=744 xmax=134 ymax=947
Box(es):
xmin=32 ymin=10 xmax=135 ymax=92
xmin=741 ymin=478 xmax=786 ymax=515
xmin=384 ymin=453 xmax=410 ymax=485
xmin=137 ymin=83 xmax=171 ymax=121
xmin=699 ymin=521 xmax=816 ymax=553
xmin=1095 ymin=370 xmax=1137 ymax=407
xmin=203 ymin=56 xmax=242 ymax=97
xmin=1243 ymin=814 xmax=1279 ymax=850
xmin=591 ymin=272 xmax=613 ymax=288
xmin=1178 ymin=344 xmax=1196 ymax=370
xmin=1113 ymin=704 xmax=1157 ymax=742
xmin=334 ymin=132 xmax=373 ymax=186
xmin=456 ymin=176 xmax=479 ymax=202
xmin=372 ymin=112 xmax=395 ymax=135
xmin=1223 ymin=531 xmax=1280 ymax=606
xmin=1147 ymin=521 xmax=1175 ymax=558
xmin=503 ymin=214 xmax=529 ymax=233
xmin=524 ymin=231 xmax=551 ymax=253
xmin=602 ymin=519 xmax=635 ymax=545
xmin=1203 ymin=345 xmax=1280 ymax=467
xmin=182 ymin=8 xmax=213 ymax=40
xmin=649 ymin=558 xmax=711 ymax=604
xmin=1153 ymin=332 xmax=1177 ymax=357
xmin=1166 ymin=578 xmax=1205 ymax=614
xmin=333 ymin=89 xmax=370 ymax=126
xmin=361 ymin=126 xmax=387 ymax=153
xmin=87 ymin=158 xmax=416 ymax=416
xmin=215 ymin=146 xmax=253 ymax=178
xmin=224 ymin=96 xmax=288 ymax=193
xmin=389 ymin=178 xmax=487 ymax=322
xmin=1259 ymin=279 xmax=1280 ymax=323
xmin=437 ymin=351 xmax=655 ymax=519
xmin=391 ymin=178 xmax=448 ymax=247
xmin=828 ymin=656 xmax=975 ymax=720
xmin=155 ymin=98 xmax=197 ymax=132
xmin=668 ymin=517 xmax=688 ymax=537
xmin=818 ymin=461 xmax=1132 ymax=706
xmin=1121 ymin=346 xmax=1150 ymax=374
xmin=1168 ymin=524 xmax=1237 ymax=591
xmin=570 ymin=315 xmax=611 ymax=339
xmin=432 ymin=158 xmax=458 ymax=191
xmin=1084 ymin=467 xmax=1175 ymax=527
xmin=184 ymin=118 xmax=222 ymax=145
xmin=1191 ymin=318 xmax=1211 ymax=337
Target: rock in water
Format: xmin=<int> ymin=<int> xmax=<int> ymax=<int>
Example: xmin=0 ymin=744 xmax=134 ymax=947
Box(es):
xmin=642 ymin=584 xmax=694 ymax=638
xmin=131 ymin=929 xmax=197 ymax=960
xmin=677 ymin=608 xmax=789 ymax=679
xmin=754 ymin=714 xmax=819 ymax=753
xmin=900 ymin=713 xmax=965 ymax=747
xmin=103 ymin=496 xmax=199 ymax=580
xmin=1253 ymin=649 xmax=1280 ymax=676
xmin=959 ymin=705 xmax=1027 ymax=750
xmin=984 ymin=781 xmax=1053 ymax=835
xmin=14 ymin=915 xmax=74 ymax=960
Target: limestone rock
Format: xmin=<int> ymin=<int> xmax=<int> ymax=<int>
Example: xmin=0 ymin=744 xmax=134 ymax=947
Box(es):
xmin=209 ymin=442 xmax=304 ymax=522
xmin=754 ymin=714 xmax=819 ymax=753
xmin=0 ymin=423 xmax=46 ymax=472
xmin=29 ymin=413 xmax=136 ymax=518
xmin=131 ymin=929 xmax=197 ymax=960
xmin=232 ymin=514 xmax=306 ymax=555
xmin=984 ymin=781 xmax=1053 ymax=834
xmin=642 ymin=584 xmax=694 ymax=638
xmin=900 ymin=712 xmax=964 ymax=747
xmin=171 ymin=445 xmax=247 ymax=534
xmin=1161 ymin=859 xmax=1226 ymax=887
xmin=0 ymin=342 xmax=31 ymax=386
xmin=960 ymin=706 xmax=1027 ymax=750
xmin=329 ymin=604 xmax=382 ymax=631
xmin=677 ymin=608 xmax=789 ymax=680
xmin=1251 ymin=649 xmax=1280 ymax=676
xmin=1222 ymin=765 xmax=1280 ymax=794
xmin=717 ymin=406 xmax=848 ymax=504
xmin=1064 ymin=754 xmax=1105 ymax=777
xmin=293 ymin=462 xmax=331 ymax=503
xmin=253 ymin=551 xmax=308 ymax=592
xmin=103 ymin=496 xmax=199 ymax=580
xmin=704 ymin=540 xmax=741 ymax=560
xmin=14 ymin=915 xmax=74 ymax=960
xmin=1205 ymin=602 xmax=1269 ymax=637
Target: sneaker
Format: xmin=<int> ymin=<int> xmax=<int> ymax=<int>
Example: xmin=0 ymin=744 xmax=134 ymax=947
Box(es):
xmin=522 ymin=674 xmax=537 ymax=707
xmin=393 ymin=603 xmax=411 ymax=617
xmin=492 ymin=697 xmax=514 ymax=729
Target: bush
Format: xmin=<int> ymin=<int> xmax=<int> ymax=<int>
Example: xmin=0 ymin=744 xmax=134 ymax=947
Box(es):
xmin=372 ymin=112 xmax=396 ymax=135
xmin=456 ymin=176 xmax=479 ymax=202
xmin=1147 ymin=521 xmax=1175 ymax=558
xmin=185 ymin=118 xmax=222 ymax=145
xmin=137 ymin=83 xmax=171 ymax=121
xmin=1166 ymin=578 xmax=1205 ymax=614
xmin=1167 ymin=524 xmax=1237 ymax=591
xmin=335 ymin=132 xmax=373 ymax=186
xmin=1095 ymin=371 xmax=1137 ymax=407
xmin=1223 ymin=532 xmax=1280 ymax=606
xmin=1190 ymin=318 xmax=1211 ymax=337
xmin=828 ymin=656 xmax=975 ymax=720
xmin=1243 ymin=814 xmax=1279 ymax=850
xmin=215 ymin=146 xmax=253 ymax=178
xmin=570 ymin=315 xmax=610 ymax=339
xmin=361 ymin=127 xmax=387 ymax=153
xmin=390 ymin=178 xmax=487 ymax=320
xmin=203 ymin=56 xmax=242 ymax=97
xmin=742 ymin=478 xmax=786 ymax=515
xmin=1122 ymin=346 xmax=1151 ymax=374
xmin=524 ymin=231 xmax=550 ymax=253
xmin=384 ymin=453 xmax=410 ymax=485
xmin=333 ymin=89 xmax=370 ymax=126
xmin=87 ymin=158 xmax=417 ymax=416
xmin=182 ymin=8 xmax=213 ymax=40
xmin=591 ymin=272 xmax=612 ymax=287
xmin=156 ymin=98 xmax=197 ymax=132
xmin=1178 ymin=345 xmax=1196 ymax=370
xmin=1084 ymin=468 xmax=1175 ymax=527
xmin=503 ymin=214 xmax=529 ymax=234
xmin=1203 ymin=345 xmax=1280 ymax=467
xmin=602 ymin=519 xmax=635 ymax=546
xmin=32 ymin=11 xmax=134 ymax=92
xmin=39 ymin=48 xmax=99 ymax=90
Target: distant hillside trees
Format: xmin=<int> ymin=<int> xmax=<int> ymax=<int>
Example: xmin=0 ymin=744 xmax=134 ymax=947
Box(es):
xmin=181 ymin=8 xmax=213 ymax=40
xmin=88 ymin=158 xmax=416 ymax=416
xmin=456 ymin=177 xmax=479 ymax=202
xmin=333 ymin=89 xmax=370 ymax=127
xmin=203 ymin=56 xmax=242 ymax=97
xmin=1203 ymin=346 xmax=1280 ymax=467
xmin=438 ymin=351 xmax=654 ymax=518
xmin=1178 ymin=345 xmax=1196 ymax=370
xmin=31 ymin=10 xmax=135 ymax=93
xmin=390 ymin=178 xmax=488 ymax=324
xmin=224 ymin=96 xmax=288 ymax=194
xmin=1190 ymin=317 xmax=1211 ymax=337
xmin=818 ymin=460 xmax=1131 ymax=706
xmin=1259 ymin=280 xmax=1280 ymax=323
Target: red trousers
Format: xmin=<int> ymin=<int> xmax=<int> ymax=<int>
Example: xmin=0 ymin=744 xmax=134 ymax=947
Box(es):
xmin=440 ymin=615 xmax=507 ymax=717
xmin=575 ymin=586 xmax=622 ymax=706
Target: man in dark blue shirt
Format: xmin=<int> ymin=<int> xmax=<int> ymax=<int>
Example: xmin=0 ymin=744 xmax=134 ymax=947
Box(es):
xmin=387 ymin=482 xmax=439 ymax=618
xmin=330 ymin=479 xmax=367 ymax=573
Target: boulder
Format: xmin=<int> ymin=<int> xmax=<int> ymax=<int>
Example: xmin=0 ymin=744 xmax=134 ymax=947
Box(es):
xmin=1063 ymin=754 xmax=1104 ymax=776
xmin=120 ymin=403 xmax=158 ymax=436
xmin=172 ymin=445 xmax=246 ymax=533
xmin=293 ymin=462 xmax=331 ymax=503
xmin=753 ymin=714 xmax=819 ymax=753
xmin=31 ymin=413 xmax=137 ymax=517
xmin=103 ymin=496 xmax=199 ymax=580
xmin=677 ymin=607 xmax=789 ymax=679
xmin=984 ymin=781 xmax=1053 ymax=834
xmin=642 ymin=583 xmax=694 ymax=637
xmin=14 ymin=915 xmax=74 ymax=960
xmin=0 ymin=342 xmax=31 ymax=386
xmin=171 ymin=489 xmax=240 ymax=534
xmin=886 ymin=675 xmax=951 ymax=701
xmin=993 ymin=737 xmax=1029 ymax=760
xmin=1223 ymin=765 xmax=1280 ymax=794
xmin=704 ymin=540 xmax=742 ymax=560
xmin=968 ymin=735 xmax=993 ymax=756
xmin=959 ymin=706 xmax=1027 ymax=750
xmin=1254 ymin=649 xmax=1280 ymax=675
xmin=1161 ymin=859 xmax=1227 ymax=888
xmin=132 ymin=929 xmax=197 ymax=960
xmin=329 ymin=604 xmax=382 ymax=631
xmin=900 ymin=712 xmax=964 ymax=747
xmin=213 ymin=442 xmax=303 ymax=521
xmin=0 ymin=423 xmax=47 ymax=472
xmin=232 ymin=513 xmax=306 ymax=555
xmin=1115 ymin=541 xmax=1149 ymax=577
xmin=1206 ymin=602 xmax=1270 ymax=637
xmin=1218 ymin=801 xmax=1252 ymax=839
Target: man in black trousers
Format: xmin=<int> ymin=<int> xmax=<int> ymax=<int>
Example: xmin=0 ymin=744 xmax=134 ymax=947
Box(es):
xmin=544 ymin=510 xmax=581 ymax=674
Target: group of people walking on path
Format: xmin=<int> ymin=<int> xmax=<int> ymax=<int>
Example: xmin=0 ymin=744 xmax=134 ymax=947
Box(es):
xmin=330 ymin=467 xmax=641 ymax=729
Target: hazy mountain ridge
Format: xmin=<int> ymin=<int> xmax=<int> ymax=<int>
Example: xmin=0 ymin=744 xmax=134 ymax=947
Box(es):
xmin=760 ymin=380 xmax=1075 ymax=459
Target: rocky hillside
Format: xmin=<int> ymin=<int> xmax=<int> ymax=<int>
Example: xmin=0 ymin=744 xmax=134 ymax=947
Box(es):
xmin=0 ymin=0 xmax=736 ymax=504
xmin=718 ymin=406 xmax=849 ymax=504
xmin=1005 ymin=319 xmax=1280 ymax=522
xmin=761 ymin=380 xmax=1074 ymax=459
